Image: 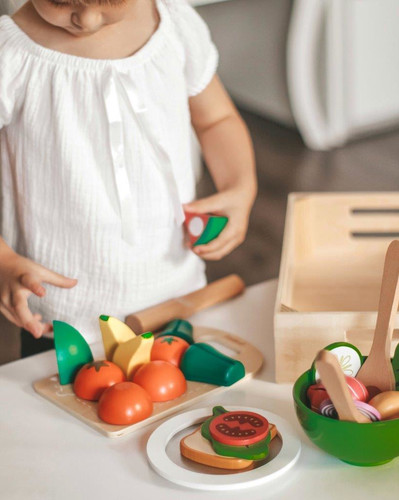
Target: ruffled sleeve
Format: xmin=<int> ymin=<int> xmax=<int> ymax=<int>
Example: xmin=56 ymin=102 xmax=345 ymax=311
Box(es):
xmin=167 ymin=0 xmax=219 ymax=96
xmin=0 ymin=17 xmax=27 ymax=128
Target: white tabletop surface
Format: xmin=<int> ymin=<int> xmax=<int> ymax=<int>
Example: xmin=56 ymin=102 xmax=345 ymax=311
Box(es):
xmin=1 ymin=280 xmax=398 ymax=499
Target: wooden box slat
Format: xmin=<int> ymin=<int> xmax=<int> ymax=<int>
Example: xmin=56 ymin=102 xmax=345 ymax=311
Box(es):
xmin=274 ymin=193 xmax=399 ymax=383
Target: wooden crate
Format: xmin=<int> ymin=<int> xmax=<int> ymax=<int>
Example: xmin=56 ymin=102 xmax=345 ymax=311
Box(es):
xmin=274 ymin=192 xmax=399 ymax=383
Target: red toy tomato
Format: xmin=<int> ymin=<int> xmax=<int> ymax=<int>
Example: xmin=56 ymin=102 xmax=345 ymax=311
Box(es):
xmin=98 ymin=382 xmax=153 ymax=425
xmin=209 ymin=410 xmax=270 ymax=446
xmin=151 ymin=336 xmax=189 ymax=367
xmin=133 ymin=361 xmax=186 ymax=402
xmin=307 ymin=383 xmax=329 ymax=413
xmin=73 ymin=360 xmax=126 ymax=401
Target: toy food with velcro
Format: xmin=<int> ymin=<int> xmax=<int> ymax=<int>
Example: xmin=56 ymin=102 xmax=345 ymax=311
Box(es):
xmin=181 ymin=422 xmax=277 ymax=470
xmin=53 ymin=320 xmax=93 ymax=385
xmin=99 ymin=315 xmax=136 ymax=361
xmin=184 ymin=212 xmax=228 ymax=246
xmin=201 ymin=406 xmax=271 ymax=461
xmin=180 ymin=343 xmax=245 ymax=386
xmin=112 ymin=332 xmax=154 ymax=378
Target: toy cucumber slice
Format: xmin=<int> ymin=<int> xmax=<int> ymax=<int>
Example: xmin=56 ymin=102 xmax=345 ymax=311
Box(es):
xmin=157 ymin=319 xmax=194 ymax=345
xmin=180 ymin=343 xmax=245 ymax=386
xmin=310 ymin=342 xmax=363 ymax=383
xmin=53 ymin=320 xmax=93 ymax=385
xmin=201 ymin=406 xmax=271 ymax=461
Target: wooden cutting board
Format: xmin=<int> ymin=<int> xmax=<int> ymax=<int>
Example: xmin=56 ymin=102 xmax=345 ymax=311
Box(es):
xmin=33 ymin=326 xmax=263 ymax=438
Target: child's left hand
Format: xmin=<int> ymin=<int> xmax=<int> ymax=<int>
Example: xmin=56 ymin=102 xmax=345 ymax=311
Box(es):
xmin=183 ymin=187 xmax=253 ymax=261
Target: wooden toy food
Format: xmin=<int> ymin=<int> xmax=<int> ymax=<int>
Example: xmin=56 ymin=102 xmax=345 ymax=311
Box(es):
xmin=307 ymin=383 xmax=329 ymax=412
xmin=307 ymin=375 xmax=368 ymax=413
xmin=53 ymin=320 xmax=93 ymax=385
xmin=73 ymin=360 xmax=126 ymax=401
xmin=181 ymin=427 xmax=254 ymax=470
xmin=132 ymin=361 xmax=187 ymax=402
xmin=184 ymin=212 xmax=228 ymax=247
xmin=392 ymin=342 xmax=399 ymax=391
xmin=320 ymin=399 xmax=381 ymax=422
xmin=112 ymin=332 xmax=154 ymax=378
xmin=180 ymin=423 xmax=278 ymax=470
xmin=181 ymin=343 xmax=245 ymax=386
xmin=125 ymin=274 xmax=245 ymax=334
xmin=98 ymin=382 xmax=153 ymax=425
xmin=356 ymin=240 xmax=399 ymax=395
xmin=310 ymin=342 xmax=363 ymax=383
xmin=157 ymin=319 xmax=194 ymax=345
xmin=201 ymin=407 xmax=271 ymax=460
xmin=34 ymin=325 xmax=263 ymax=437
xmin=369 ymin=391 xmax=399 ymax=420
xmin=99 ymin=315 xmax=136 ymax=361
xmin=315 ymin=350 xmax=370 ymax=423
xmin=151 ymin=336 xmax=189 ymax=366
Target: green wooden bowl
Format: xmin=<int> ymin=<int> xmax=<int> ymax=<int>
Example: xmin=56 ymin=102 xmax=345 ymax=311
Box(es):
xmin=293 ymin=370 xmax=399 ymax=466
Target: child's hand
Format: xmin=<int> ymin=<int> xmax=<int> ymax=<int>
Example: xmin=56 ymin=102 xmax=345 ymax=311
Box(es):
xmin=0 ymin=245 xmax=77 ymax=338
xmin=183 ymin=188 xmax=253 ymax=261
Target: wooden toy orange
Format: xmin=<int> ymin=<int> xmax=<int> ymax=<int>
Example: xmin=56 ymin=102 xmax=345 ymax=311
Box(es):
xmin=132 ymin=361 xmax=186 ymax=402
xmin=97 ymin=382 xmax=153 ymax=425
xmin=73 ymin=360 xmax=126 ymax=401
xmin=369 ymin=391 xmax=399 ymax=420
xmin=151 ymin=336 xmax=189 ymax=366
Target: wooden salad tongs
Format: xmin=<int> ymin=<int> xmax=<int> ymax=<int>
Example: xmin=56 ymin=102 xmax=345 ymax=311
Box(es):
xmin=315 ymin=350 xmax=370 ymax=423
xmin=356 ymin=240 xmax=399 ymax=396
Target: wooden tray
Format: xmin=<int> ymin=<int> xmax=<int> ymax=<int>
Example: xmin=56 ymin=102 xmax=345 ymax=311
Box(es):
xmin=274 ymin=193 xmax=399 ymax=383
xmin=34 ymin=326 xmax=263 ymax=438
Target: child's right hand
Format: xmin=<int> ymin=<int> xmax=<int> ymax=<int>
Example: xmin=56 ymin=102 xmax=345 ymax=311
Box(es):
xmin=0 ymin=243 xmax=77 ymax=338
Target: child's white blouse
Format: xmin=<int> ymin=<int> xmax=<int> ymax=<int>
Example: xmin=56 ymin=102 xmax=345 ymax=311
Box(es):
xmin=0 ymin=0 xmax=218 ymax=342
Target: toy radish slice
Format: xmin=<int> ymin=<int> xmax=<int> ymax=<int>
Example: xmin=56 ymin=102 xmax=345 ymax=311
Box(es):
xmin=184 ymin=212 xmax=228 ymax=246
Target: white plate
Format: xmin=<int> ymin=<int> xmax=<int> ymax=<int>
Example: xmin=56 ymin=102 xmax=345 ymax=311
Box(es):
xmin=146 ymin=406 xmax=301 ymax=491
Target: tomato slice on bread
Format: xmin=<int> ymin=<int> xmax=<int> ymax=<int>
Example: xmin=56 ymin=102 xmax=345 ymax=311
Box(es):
xmin=209 ymin=410 xmax=269 ymax=446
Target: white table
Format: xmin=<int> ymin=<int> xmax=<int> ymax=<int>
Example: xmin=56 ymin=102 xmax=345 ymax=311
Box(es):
xmin=1 ymin=280 xmax=397 ymax=499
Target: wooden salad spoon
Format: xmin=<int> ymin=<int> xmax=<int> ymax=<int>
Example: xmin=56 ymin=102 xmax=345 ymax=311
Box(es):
xmin=315 ymin=350 xmax=370 ymax=423
xmin=356 ymin=240 xmax=399 ymax=396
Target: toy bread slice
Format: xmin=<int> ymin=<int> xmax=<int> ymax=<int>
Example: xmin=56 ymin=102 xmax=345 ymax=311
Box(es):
xmin=112 ymin=332 xmax=154 ymax=378
xmin=180 ymin=427 xmax=254 ymax=470
xmin=99 ymin=315 xmax=136 ymax=361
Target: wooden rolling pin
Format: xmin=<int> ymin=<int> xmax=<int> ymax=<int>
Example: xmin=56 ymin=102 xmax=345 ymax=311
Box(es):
xmin=125 ymin=274 xmax=245 ymax=334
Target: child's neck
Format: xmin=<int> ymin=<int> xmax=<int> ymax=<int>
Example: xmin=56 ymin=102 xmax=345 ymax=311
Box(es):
xmin=12 ymin=0 xmax=160 ymax=60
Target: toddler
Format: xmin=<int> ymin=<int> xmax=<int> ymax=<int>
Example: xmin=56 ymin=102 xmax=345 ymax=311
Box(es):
xmin=0 ymin=0 xmax=256 ymax=352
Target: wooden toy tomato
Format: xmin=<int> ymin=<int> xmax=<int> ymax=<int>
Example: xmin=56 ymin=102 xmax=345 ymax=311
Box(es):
xmin=209 ymin=410 xmax=269 ymax=446
xmin=133 ymin=361 xmax=186 ymax=402
xmin=98 ymin=382 xmax=153 ymax=425
xmin=73 ymin=360 xmax=126 ymax=401
xmin=201 ymin=406 xmax=271 ymax=461
xmin=307 ymin=383 xmax=329 ymax=412
xmin=151 ymin=336 xmax=189 ymax=367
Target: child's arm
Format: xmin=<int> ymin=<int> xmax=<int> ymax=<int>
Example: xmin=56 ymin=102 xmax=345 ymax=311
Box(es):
xmin=185 ymin=75 xmax=257 ymax=261
xmin=0 ymin=237 xmax=77 ymax=338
